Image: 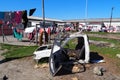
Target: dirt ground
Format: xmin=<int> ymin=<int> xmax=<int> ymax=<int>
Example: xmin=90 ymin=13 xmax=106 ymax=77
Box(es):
xmin=0 ymin=54 xmax=120 ymax=80
xmin=0 ymin=34 xmax=120 ymax=80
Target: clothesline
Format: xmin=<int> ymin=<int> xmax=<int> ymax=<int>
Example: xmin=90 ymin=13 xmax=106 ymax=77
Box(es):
xmin=0 ymin=8 xmax=36 ymax=41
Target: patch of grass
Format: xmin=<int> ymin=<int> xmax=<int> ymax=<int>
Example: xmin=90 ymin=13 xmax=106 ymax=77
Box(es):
xmin=68 ymin=32 xmax=120 ymax=58
xmin=63 ymin=38 xmax=77 ymax=49
xmin=85 ymin=32 xmax=108 ymax=35
xmin=88 ymin=33 xmax=120 ymax=58
xmin=1 ymin=43 xmax=38 ymax=59
xmin=62 ymin=35 xmax=120 ymax=58
xmin=0 ymin=43 xmax=18 ymax=50
xmin=85 ymin=32 xmax=120 ymax=68
xmin=89 ymin=37 xmax=120 ymax=48
xmin=90 ymin=44 xmax=120 ymax=58
xmin=85 ymin=32 xmax=120 ymax=35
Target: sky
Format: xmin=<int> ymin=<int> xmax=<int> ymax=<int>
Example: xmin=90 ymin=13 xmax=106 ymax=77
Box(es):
xmin=1 ymin=0 xmax=120 ymax=20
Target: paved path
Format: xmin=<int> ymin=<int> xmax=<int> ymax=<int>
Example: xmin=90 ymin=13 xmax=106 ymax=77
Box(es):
xmin=0 ymin=35 xmax=36 ymax=46
xmin=88 ymin=34 xmax=120 ymax=40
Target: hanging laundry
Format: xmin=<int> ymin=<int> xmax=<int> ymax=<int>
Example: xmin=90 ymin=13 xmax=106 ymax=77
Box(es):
xmin=39 ymin=31 xmax=43 ymax=46
xmin=28 ymin=32 xmax=35 ymax=40
xmin=0 ymin=9 xmax=33 ymax=41
xmin=16 ymin=23 xmax=24 ymax=30
xmin=47 ymin=27 xmax=51 ymax=35
xmin=22 ymin=10 xmax=28 ymax=29
xmin=14 ymin=11 xmax=23 ymax=24
xmin=4 ymin=12 xmax=12 ymax=23
xmin=39 ymin=28 xmax=44 ymax=34
xmin=0 ymin=20 xmax=3 ymax=27
xmin=0 ymin=20 xmax=3 ymax=24
xmin=29 ymin=8 xmax=36 ymax=16
xmin=13 ymin=27 xmax=23 ymax=41
xmin=4 ymin=12 xmax=14 ymax=27
xmin=44 ymin=30 xmax=48 ymax=44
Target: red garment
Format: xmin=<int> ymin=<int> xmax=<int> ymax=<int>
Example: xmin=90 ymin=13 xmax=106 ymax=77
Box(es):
xmin=0 ymin=20 xmax=3 ymax=24
xmin=13 ymin=11 xmax=23 ymax=24
xmin=39 ymin=28 xmax=44 ymax=34
xmin=28 ymin=33 xmax=32 ymax=40
xmin=28 ymin=32 xmax=35 ymax=40
xmin=47 ymin=27 xmax=51 ymax=35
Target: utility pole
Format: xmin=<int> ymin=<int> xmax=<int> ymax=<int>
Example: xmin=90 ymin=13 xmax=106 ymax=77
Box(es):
xmin=42 ymin=0 xmax=45 ymax=28
xmin=42 ymin=0 xmax=46 ymax=44
xmin=85 ymin=0 xmax=88 ymax=31
xmin=109 ymin=7 xmax=114 ymax=28
xmin=85 ymin=0 xmax=88 ymax=20
xmin=1 ymin=25 xmax=4 ymax=42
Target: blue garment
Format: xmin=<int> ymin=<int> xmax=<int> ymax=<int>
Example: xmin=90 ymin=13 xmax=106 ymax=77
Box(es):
xmin=0 ymin=12 xmax=4 ymax=20
xmin=4 ymin=12 xmax=14 ymax=24
xmin=13 ymin=28 xmax=23 ymax=41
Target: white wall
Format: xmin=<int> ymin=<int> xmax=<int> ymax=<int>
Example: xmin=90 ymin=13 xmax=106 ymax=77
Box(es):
xmin=87 ymin=24 xmax=101 ymax=32
xmin=31 ymin=21 xmax=40 ymax=27
xmin=104 ymin=22 xmax=120 ymax=27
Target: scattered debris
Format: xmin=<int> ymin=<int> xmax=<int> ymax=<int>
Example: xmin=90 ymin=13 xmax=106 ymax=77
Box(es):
xmin=34 ymin=63 xmax=49 ymax=69
xmin=3 ymin=75 xmax=8 ymax=80
xmin=72 ymin=65 xmax=80 ymax=73
xmin=90 ymin=40 xmax=115 ymax=48
xmin=91 ymin=60 xmax=105 ymax=63
xmin=93 ymin=66 xmax=106 ymax=76
xmin=85 ymin=64 xmax=91 ymax=68
xmin=41 ymin=63 xmax=49 ymax=68
xmin=116 ymin=54 xmax=120 ymax=58
xmin=34 ymin=64 xmax=39 ymax=69
xmin=71 ymin=77 xmax=78 ymax=80
xmin=1 ymin=33 xmax=120 ymax=80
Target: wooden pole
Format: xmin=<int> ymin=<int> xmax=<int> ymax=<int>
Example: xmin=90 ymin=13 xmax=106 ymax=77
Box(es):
xmin=42 ymin=0 xmax=46 ymax=44
xmin=109 ymin=7 xmax=114 ymax=28
xmin=1 ymin=25 xmax=4 ymax=42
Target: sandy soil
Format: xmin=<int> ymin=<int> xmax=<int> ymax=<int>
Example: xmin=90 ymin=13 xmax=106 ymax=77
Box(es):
xmin=0 ymin=54 xmax=120 ymax=80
